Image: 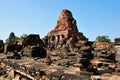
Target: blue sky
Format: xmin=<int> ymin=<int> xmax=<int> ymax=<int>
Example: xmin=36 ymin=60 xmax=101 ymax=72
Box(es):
xmin=0 ymin=0 xmax=120 ymax=42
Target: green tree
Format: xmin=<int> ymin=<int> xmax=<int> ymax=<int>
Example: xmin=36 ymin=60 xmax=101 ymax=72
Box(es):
xmin=5 ymin=36 xmax=20 ymax=44
xmin=92 ymin=36 xmax=111 ymax=48
xmin=20 ymin=33 xmax=28 ymax=39
xmin=5 ymin=33 xmax=28 ymax=44
xmin=15 ymin=36 xmax=20 ymax=41
xmin=96 ymin=36 xmax=111 ymax=43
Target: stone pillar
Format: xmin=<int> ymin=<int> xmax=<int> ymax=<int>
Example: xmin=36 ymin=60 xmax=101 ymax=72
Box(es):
xmin=55 ymin=35 xmax=60 ymax=41
xmin=115 ymin=45 xmax=120 ymax=61
xmin=55 ymin=35 xmax=58 ymax=41
xmin=60 ymin=35 xmax=62 ymax=40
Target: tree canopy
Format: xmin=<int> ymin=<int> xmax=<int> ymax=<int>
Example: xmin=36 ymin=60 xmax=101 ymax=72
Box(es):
xmin=5 ymin=33 xmax=28 ymax=43
xmin=96 ymin=36 xmax=111 ymax=43
xmin=92 ymin=35 xmax=111 ymax=48
xmin=20 ymin=34 xmax=28 ymax=39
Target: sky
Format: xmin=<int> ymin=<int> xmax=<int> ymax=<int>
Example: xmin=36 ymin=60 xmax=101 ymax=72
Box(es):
xmin=0 ymin=0 xmax=120 ymax=42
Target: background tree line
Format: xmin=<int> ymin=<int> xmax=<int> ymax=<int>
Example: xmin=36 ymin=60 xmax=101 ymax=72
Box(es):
xmin=6 ymin=33 xmax=28 ymax=43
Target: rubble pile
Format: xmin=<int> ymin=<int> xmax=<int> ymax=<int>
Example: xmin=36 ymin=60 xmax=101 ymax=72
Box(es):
xmin=93 ymin=42 xmax=115 ymax=60
xmin=0 ymin=57 xmax=91 ymax=80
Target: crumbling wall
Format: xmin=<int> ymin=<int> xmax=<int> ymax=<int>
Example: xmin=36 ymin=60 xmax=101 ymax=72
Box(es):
xmin=21 ymin=34 xmax=46 ymax=58
xmin=0 ymin=40 xmax=4 ymax=53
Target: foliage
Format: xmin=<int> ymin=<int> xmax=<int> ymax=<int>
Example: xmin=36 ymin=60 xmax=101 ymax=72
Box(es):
xmin=92 ymin=41 xmax=96 ymax=48
xmin=96 ymin=36 xmax=111 ymax=43
xmin=20 ymin=34 xmax=28 ymax=39
xmin=5 ymin=38 xmax=9 ymax=44
xmin=15 ymin=36 xmax=20 ymax=41
xmin=5 ymin=33 xmax=28 ymax=43
xmin=92 ymin=36 xmax=111 ymax=48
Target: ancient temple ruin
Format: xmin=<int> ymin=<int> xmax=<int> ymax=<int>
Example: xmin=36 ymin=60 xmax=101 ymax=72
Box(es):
xmin=0 ymin=9 xmax=119 ymax=80
xmin=43 ymin=9 xmax=90 ymax=52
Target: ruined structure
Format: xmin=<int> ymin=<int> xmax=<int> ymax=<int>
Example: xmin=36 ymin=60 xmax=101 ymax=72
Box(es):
xmin=1 ymin=9 xmax=120 ymax=80
xmin=43 ymin=9 xmax=94 ymax=72
xmin=5 ymin=32 xmax=17 ymax=53
xmin=114 ymin=38 xmax=120 ymax=61
xmin=4 ymin=33 xmax=46 ymax=58
xmin=0 ymin=40 xmax=4 ymax=53
xmin=7 ymin=32 xmax=15 ymax=44
xmin=43 ymin=9 xmax=90 ymax=52
xmin=21 ymin=34 xmax=46 ymax=58
xmin=93 ymin=42 xmax=115 ymax=59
